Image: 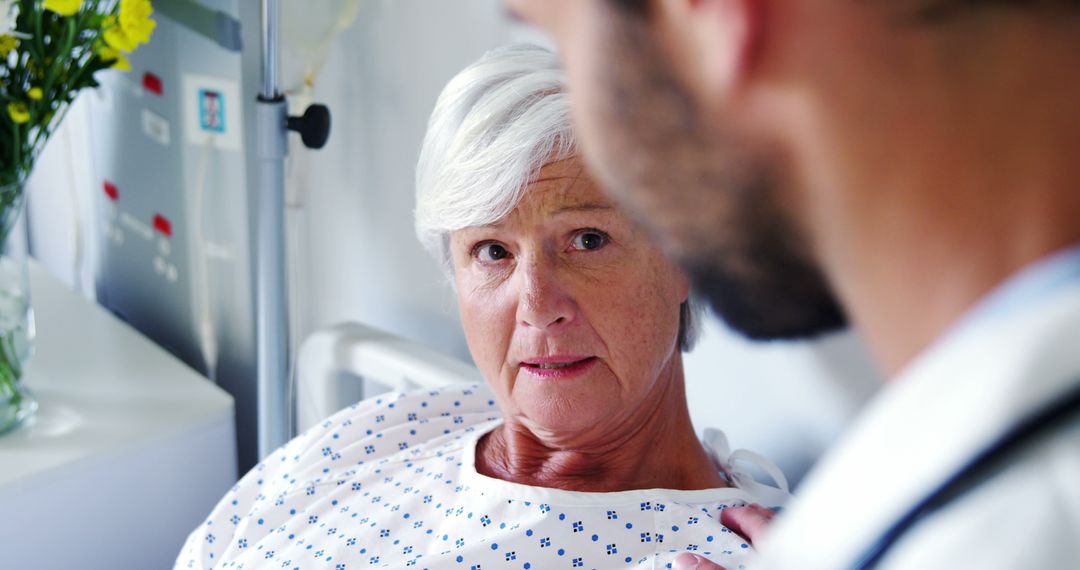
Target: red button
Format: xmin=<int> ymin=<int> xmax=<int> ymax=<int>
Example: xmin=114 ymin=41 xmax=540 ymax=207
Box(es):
xmin=103 ymin=180 xmax=119 ymax=201
xmin=142 ymin=72 xmax=163 ymax=96
xmin=153 ymin=214 xmax=172 ymax=237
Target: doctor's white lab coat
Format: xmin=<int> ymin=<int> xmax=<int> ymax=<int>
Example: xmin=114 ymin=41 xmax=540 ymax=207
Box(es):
xmin=757 ymin=250 xmax=1080 ymax=569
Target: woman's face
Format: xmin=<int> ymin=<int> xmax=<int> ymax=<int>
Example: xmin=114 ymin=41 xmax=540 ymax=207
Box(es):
xmin=450 ymin=155 xmax=691 ymax=442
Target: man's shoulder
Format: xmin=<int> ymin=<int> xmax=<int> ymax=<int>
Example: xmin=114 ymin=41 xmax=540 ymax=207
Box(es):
xmin=876 ymin=431 xmax=1080 ymax=568
xmin=756 ymin=414 xmax=1080 ymax=569
xmin=755 ymin=279 xmax=1080 ymax=570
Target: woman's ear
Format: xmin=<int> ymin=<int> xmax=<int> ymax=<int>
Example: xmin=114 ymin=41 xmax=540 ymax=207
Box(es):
xmin=652 ymin=0 xmax=765 ymax=110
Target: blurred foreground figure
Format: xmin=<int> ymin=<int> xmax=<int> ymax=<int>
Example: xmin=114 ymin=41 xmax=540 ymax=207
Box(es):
xmin=506 ymin=0 xmax=1080 ymax=567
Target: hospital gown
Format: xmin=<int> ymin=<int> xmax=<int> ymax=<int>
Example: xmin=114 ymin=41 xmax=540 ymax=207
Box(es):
xmin=176 ymin=384 xmax=788 ymax=569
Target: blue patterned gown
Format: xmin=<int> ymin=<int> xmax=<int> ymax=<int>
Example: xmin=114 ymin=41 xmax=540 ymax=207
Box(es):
xmin=175 ymin=384 xmax=789 ymax=570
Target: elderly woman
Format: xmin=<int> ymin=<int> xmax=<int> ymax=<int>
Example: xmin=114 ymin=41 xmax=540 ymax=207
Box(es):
xmin=176 ymin=44 xmax=787 ymax=570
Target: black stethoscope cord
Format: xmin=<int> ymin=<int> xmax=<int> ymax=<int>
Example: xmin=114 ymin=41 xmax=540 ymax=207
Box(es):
xmin=854 ymin=380 xmax=1080 ymax=569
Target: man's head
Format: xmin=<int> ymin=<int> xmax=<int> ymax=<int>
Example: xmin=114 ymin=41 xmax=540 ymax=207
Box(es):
xmin=504 ymin=0 xmax=1079 ymax=345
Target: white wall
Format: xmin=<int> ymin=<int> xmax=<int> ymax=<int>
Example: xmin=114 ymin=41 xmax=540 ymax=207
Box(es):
xmin=684 ymin=322 xmax=882 ymax=486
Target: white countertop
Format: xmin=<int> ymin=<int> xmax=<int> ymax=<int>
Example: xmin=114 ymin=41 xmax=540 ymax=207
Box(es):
xmin=0 ymin=261 xmax=234 ymax=488
xmin=0 ymin=262 xmax=237 ymax=570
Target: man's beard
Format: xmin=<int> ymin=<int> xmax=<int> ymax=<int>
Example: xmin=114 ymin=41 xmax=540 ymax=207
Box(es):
xmin=580 ymin=8 xmax=848 ymax=340
xmin=679 ymin=220 xmax=849 ymax=340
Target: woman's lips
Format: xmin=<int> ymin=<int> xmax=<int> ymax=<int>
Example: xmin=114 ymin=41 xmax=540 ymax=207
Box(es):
xmin=520 ymin=356 xmax=598 ymax=379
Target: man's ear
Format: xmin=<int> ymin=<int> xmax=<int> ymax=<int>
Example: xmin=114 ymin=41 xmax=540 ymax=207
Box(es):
xmin=676 ymin=268 xmax=692 ymax=304
xmin=653 ymin=0 xmax=764 ymax=103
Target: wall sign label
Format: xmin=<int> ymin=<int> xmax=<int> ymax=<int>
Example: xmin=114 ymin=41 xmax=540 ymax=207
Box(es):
xmin=183 ymin=74 xmax=243 ymax=151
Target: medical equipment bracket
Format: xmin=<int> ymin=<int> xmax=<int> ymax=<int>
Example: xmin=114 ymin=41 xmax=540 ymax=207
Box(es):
xmin=156 ymin=0 xmax=243 ymax=52
xmin=255 ymin=0 xmax=332 ymax=459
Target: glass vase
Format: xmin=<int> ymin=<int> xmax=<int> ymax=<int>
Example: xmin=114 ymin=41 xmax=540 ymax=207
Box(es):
xmin=0 ymin=182 xmax=36 ymax=435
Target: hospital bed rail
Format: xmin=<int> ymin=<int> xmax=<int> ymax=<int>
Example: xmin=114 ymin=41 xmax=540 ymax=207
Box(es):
xmin=296 ymin=322 xmax=481 ymax=434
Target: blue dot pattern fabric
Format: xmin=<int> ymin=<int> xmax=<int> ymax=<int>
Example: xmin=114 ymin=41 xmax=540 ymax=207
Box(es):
xmin=175 ymin=384 xmax=786 ymax=569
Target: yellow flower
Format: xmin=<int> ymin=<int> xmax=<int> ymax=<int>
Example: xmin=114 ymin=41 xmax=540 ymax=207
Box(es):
xmin=7 ymin=102 xmax=29 ymax=124
xmin=110 ymin=53 xmax=131 ymax=71
xmin=103 ymin=0 xmax=156 ymax=53
xmin=103 ymin=16 xmax=136 ymax=53
xmin=0 ymin=35 xmax=16 ymax=58
xmin=118 ymin=0 xmax=156 ymax=47
xmin=95 ymin=43 xmax=130 ymax=71
xmin=44 ymin=0 xmax=83 ymax=17
xmin=97 ymin=44 xmax=117 ymax=59
xmin=27 ymin=87 xmax=43 ymax=101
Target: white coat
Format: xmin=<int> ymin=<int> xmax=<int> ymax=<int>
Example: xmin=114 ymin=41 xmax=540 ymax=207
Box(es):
xmin=757 ymin=247 xmax=1080 ymax=569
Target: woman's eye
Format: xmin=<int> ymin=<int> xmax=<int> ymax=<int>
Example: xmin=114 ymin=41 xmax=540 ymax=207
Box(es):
xmin=475 ymin=242 xmax=511 ymax=262
xmin=571 ymin=230 xmax=609 ymax=251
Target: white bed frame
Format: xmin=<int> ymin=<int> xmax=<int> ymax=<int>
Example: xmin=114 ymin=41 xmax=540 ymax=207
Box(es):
xmin=295 ymin=322 xmax=482 ymax=433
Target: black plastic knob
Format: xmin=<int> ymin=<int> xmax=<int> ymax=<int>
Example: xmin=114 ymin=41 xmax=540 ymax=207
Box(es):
xmin=287 ymin=104 xmax=331 ymax=149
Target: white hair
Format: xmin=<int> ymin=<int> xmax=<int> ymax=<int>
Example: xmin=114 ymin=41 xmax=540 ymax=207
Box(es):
xmin=414 ymin=43 xmax=700 ymax=351
xmin=415 ymin=43 xmax=574 ymax=270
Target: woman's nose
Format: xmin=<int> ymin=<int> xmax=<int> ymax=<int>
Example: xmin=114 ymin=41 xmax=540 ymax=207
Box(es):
xmin=515 ymin=259 xmax=576 ymax=331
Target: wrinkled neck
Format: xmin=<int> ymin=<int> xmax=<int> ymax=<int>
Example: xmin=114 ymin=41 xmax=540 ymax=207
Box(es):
xmin=476 ymin=357 xmax=726 ymax=492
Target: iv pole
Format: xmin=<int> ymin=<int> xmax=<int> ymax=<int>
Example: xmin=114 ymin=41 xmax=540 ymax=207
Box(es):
xmin=256 ymin=0 xmax=330 ymax=459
